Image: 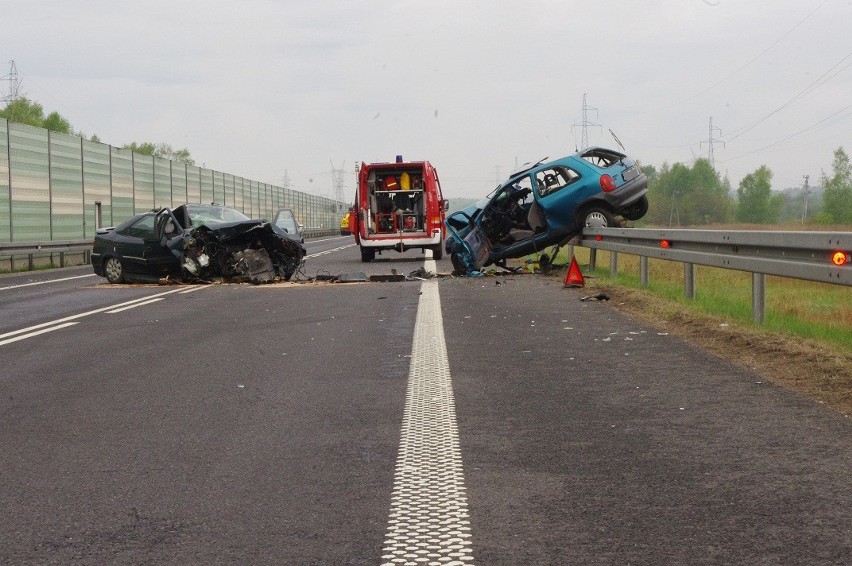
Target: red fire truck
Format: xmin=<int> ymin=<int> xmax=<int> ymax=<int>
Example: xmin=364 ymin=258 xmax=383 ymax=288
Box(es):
xmin=351 ymin=156 xmax=447 ymax=262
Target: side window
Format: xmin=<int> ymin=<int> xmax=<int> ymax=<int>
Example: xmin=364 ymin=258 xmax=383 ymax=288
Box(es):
xmin=535 ymin=166 xmax=580 ymax=197
xmin=121 ymin=214 xmax=157 ymax=239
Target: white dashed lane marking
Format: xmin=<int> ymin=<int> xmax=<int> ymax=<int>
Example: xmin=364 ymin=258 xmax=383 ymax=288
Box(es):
xmin=381 ymin=278 xmax=475 ymax=566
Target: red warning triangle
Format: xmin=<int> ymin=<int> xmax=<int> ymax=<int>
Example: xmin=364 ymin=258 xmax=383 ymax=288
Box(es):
xmin=564 ymin=255 xmax=585 ymax=287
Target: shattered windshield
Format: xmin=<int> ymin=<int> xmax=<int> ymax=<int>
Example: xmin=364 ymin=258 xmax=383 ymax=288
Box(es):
xmin=186 ymin=204 xmax=251 ymax=226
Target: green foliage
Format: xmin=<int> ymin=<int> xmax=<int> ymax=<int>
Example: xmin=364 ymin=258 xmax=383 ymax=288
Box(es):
xmin=821 ymin=147 xmax=852 ymax=224
xmin=122 ymin=141 xmax=195 ymax=165
xmin=735 ymin=165 xmax=780 ymax=223
xmin=643 ymin=158 xmax=733 ymax=226
xmin=0 ymin=97 xmax=74 ymax=133
xmin=1 ymin=97 xmax=47 ymax=127
xmin=42 ymin=111 xmax=72 ymax=134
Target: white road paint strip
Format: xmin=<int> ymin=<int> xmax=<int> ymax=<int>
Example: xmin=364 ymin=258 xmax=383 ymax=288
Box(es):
xmin=306 ymin=244 xmax=355 ymax=258
xmin=381 ymin=280 xmax=475 ymax=565
xmin=178 ymin=285 xmax=207 ymax=294
xmin=0 ymin=273 xmax=97 ymax=291
xmin=424 ymin=249 xmax=437 ymax=273
xmin=106 ymin=297 xmax=165 ymax=313
xmin=0 ymin=322 xmax=78 ymax=346
xmin=0 ymin=287 xmax=192 ymax=340
xmin=306 ymin=236 xmax=351 ymax=245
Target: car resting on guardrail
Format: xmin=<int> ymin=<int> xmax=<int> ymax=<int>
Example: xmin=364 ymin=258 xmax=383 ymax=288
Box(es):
xmin=91 ymin=204 xmax=306 ymax=284
xmin=445 ymin=147 xmax=648 ymax=275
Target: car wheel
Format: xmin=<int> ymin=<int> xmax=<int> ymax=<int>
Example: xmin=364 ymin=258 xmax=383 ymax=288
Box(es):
xmin=360 ymin=247 xmax=375 ymax=262
xmin=104 ymin=257 xmax=125 ymax=284
xmin=583 ymin=207 xmax=616 ymax=229
xmin=450 ymin=252 xmax=466 ymax=275
xmin=539 ymin=253 xmax=552 ymax=275
xmin=431 ymin=244 xmax=443 ymax=260
xmin=621 ymin=195 xmax=649 ymax=221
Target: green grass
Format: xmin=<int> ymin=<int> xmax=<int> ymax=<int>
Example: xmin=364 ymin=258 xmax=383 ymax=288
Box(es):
xmin=0 ymin=262 xmax=59 ymax=275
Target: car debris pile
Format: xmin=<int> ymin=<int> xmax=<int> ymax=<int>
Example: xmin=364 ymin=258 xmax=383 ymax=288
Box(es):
xmin=177 ymin=221 xmax=304 ymax=284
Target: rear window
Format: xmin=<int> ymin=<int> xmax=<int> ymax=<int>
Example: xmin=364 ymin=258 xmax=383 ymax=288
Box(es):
xmin=581 ymin=148 xmax=625 ymax=168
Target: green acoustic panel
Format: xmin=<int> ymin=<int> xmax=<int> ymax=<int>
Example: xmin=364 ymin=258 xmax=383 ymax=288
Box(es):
xmin=0 ymin=120 xmax=10 ymax=242
xmin=132 ymin=153 xmax=154 ymax=213
xmin=153 ymin=156 xmax=172 ymax=209
xmin=3 ymin=123 xmax=346 ymax=244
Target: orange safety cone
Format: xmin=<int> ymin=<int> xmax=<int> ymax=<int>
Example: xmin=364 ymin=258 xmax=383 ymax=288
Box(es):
xmin=564 ymin=255 xmax=585 ymax=288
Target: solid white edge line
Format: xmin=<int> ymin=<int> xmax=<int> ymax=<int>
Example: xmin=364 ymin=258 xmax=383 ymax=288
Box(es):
xmin=0 ymin=273 xmax=97 ymax=291
xmin=0 ymin=322 xmax=79 ymax=346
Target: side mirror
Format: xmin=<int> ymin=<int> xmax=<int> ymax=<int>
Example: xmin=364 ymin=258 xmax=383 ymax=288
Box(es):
xmin=443 ymin=200 xmax=449 ymax=211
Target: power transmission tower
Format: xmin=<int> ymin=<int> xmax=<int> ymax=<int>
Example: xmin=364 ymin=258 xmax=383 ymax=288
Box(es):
xmin=330 ymin=160 xmax=346 ymax=211
xmin=2 ymin=60 xmax=24 ymax=103
xmin=701 ymin=117 xmax=724 ymax=170
xmin=572 ymin=93 xmax=601 ymax=150
xmin=801 ymin=175 xmax=810 ymax=223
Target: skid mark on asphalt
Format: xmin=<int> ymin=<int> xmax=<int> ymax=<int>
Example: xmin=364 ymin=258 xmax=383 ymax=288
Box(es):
xmin=381 ymin=278 xmax=474 ymax=565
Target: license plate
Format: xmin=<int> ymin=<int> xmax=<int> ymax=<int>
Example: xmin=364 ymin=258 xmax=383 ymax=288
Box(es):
xmin=622 ymin=165 xmax=639 ymax=182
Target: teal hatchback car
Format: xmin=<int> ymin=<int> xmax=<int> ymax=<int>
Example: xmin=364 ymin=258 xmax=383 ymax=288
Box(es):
xmin=445 ymin=147 xmax=648 ymax=275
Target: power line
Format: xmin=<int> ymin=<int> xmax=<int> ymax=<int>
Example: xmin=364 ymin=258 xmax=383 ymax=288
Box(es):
xmin=726 ymin=50 xmax=852 ymax=142
xmin=656 ymin=0 xmax=830 ymax=111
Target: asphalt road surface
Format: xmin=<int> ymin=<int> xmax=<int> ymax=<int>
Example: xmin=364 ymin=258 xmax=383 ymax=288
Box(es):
xmin=1 ymin=236 xmax=849 ymax=565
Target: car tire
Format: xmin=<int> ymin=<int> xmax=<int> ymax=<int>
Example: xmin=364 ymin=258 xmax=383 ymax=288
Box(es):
xmin=450 ymin=252 xmax=466 ymax=275
xmin=621 ymin=195 xmax=649 ymax=221
xmin=582 ymin=206 xmax=616 ymax=229
xmin=104 ymin=257 xmax=125 ymax=284
xmin=360 ymin=247 xmax=375 ymax=262
xmin=431 ymin=244 xmax=443 ymax=260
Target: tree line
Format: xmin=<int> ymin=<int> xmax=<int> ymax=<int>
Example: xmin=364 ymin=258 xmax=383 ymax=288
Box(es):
xmin=0 ymin=97 xmax=195 ymax=165
xmin=638 ymin=147 xmax=850 ymax=226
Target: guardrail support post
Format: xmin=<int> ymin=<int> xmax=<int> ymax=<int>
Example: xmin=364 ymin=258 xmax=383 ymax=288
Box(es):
xmin=640 ymin=256 xmax=649 ymax=287
xmin=752 ymin=273 xmax=766 ymax=324
xmin=684 ymin=262 xmax=695 ymax=299
xmin=589 ymin=249 xmax=597 ymax=271
xmin=60 ymin=252 xmax=66 ymax=268
xmin=28 ymin=254 xmax=34 ymax=271
xmin=610 ymin=251 xmax=618 ymax=278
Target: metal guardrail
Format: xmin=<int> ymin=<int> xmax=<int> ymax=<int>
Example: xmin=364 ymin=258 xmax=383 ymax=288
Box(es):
xmin=578 ymin=227 xmax=851 ymax=323
xmin=0 ymin=240 xmax=93 ymax=270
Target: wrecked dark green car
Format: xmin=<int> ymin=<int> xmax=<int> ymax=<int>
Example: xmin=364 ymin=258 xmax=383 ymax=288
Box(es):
xmin=92 ymin=204 xmax=306 ymax=284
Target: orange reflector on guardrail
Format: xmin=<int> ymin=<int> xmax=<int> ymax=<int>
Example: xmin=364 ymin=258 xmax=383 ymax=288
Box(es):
xmin=832 ymin=251 xmax=849 ymax=266
xmin=660 ymin=240 xmax=671 ymax=249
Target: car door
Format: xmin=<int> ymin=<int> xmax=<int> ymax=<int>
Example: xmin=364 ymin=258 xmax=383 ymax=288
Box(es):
xmin=114 ymin=213 xmax=177 ymax=278
xmin=532 ymin=163 xmax=587 ymax=232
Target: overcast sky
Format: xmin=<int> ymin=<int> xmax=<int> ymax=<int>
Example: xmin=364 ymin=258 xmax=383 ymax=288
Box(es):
xmin=3 ymin=0 xmax=850 ymax=200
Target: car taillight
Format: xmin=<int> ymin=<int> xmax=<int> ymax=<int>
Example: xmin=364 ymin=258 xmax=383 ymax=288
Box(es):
xmin=600 ymin=174 xmax=616 ymax=192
